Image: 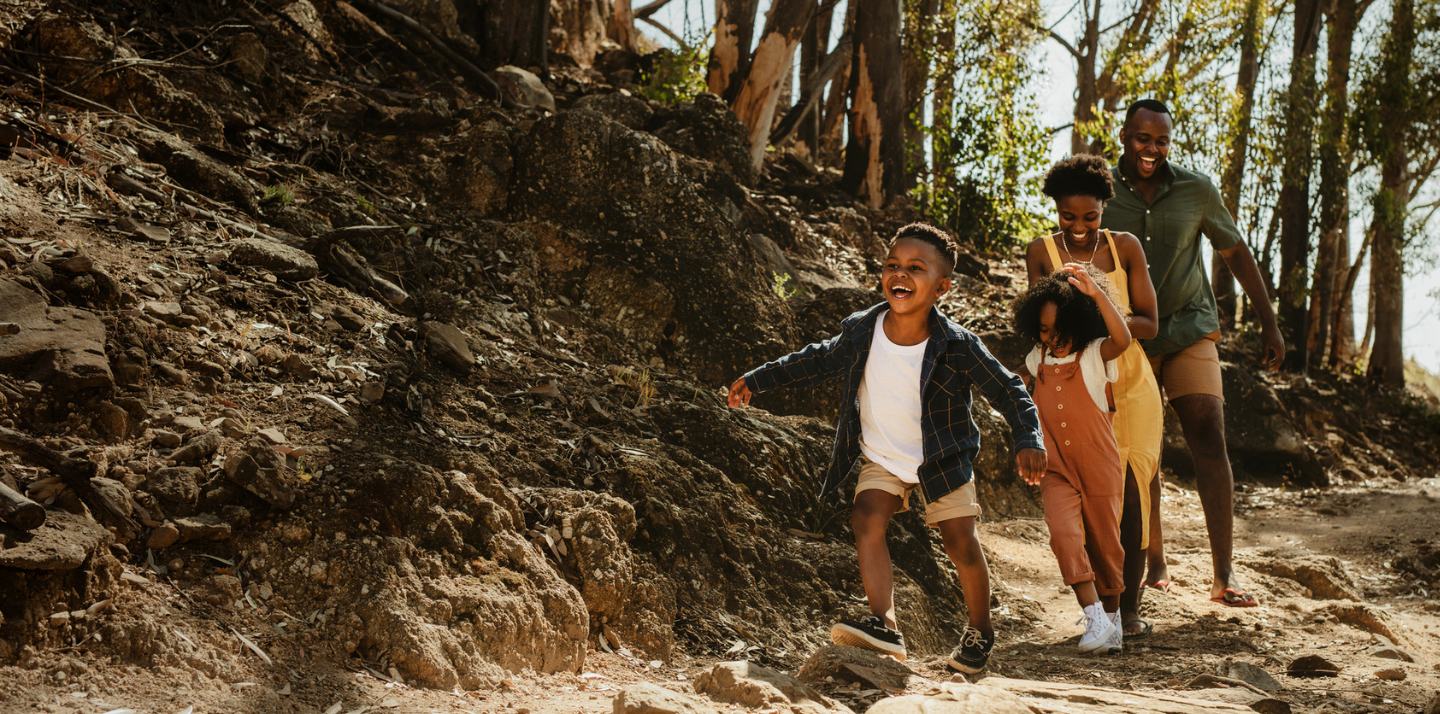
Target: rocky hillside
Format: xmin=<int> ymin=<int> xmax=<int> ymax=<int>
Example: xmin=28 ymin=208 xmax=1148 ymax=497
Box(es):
xmin=1 ymin=1 xmax=1438 ymax=712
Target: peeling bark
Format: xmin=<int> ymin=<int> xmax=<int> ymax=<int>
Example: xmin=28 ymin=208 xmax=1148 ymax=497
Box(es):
xmin=708 ymin=0 xmax=761 ymax=100
xmin=1213 ymin=0 xmax=1264 ymax=323
xmin=840 ymin=0 xmax=904 ymax=208
xmin=729 ymin=0 xmax=815 ymax=172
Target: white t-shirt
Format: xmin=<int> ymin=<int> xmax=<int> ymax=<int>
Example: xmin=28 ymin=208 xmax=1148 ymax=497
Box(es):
xmin=858 ymin=311 xmax=928 ymax=483
xmin=1024 ymin=338 xmax=1118 ymax=412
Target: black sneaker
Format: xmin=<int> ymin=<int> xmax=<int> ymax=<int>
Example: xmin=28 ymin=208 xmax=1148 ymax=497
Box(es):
xmin=829 ymin=615 xmax=907 ymax=661
xmin=947 ymin=626 xmax=994 ymax=673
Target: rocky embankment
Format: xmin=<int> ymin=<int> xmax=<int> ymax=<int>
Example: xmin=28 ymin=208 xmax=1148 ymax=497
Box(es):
xmin=1 ymin=1 xmax=1438 ymax=713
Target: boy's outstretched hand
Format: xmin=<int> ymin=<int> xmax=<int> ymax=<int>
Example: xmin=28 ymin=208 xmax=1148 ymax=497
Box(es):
xmin=727 ymin=377 xmax=753 ymax=408
xmin=1016 ymin=447 xmax=1047 ymax=485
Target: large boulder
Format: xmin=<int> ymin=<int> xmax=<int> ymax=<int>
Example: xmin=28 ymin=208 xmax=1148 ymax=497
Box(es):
xmin=1219 ymin=362 xmax=1324 ymax=484
xmin=0 ymin=278 xmax=113 ymax=390
xmin=649 ymin=93 xmax=757 ymax=188
xmin=510 ymin=110 xmax=797 ymax=385
xmin=693 ymin=661 xmax=853 ymax=714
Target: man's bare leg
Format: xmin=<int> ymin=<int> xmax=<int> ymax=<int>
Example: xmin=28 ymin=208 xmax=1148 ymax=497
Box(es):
xmin=852 ymin=489 xmax=904 ymax=628
xmin=1169 ymin=393 xmax=1247 ymax=600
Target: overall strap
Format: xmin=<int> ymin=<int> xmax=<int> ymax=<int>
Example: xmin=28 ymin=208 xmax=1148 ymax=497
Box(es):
xmin=1041 ymin=234 xmax=1064 ymax=273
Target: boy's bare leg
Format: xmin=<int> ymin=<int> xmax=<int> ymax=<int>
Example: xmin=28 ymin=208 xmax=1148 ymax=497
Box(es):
xmin=937 ymin=515 xmax=993 ymax=637
xmin=853 ymin=489 xmax=904 ymax=629
xmin=1144 ymin=473 xmax=1169 ymax=586
xmin=1119 ymin=466 xmax=1147 ymax=631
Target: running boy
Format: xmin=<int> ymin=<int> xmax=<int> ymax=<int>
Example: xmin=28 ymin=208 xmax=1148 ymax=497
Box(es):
xmin=727 ymin=223 xmax=1046 ymax=673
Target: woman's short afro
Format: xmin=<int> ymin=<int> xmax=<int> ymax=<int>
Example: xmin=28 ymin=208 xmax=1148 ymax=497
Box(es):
xmin=1041 ymin=154 xmax=1115 ymax=202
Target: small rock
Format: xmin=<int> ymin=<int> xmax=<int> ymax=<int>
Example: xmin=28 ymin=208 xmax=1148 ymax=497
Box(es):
xmin=57 ymin=255 xmax=93 ymax=274
xmin=120 ymin=572 xmax=151 ymax=588
xmin=282 ymin=353 xmax=317 ymax=380
xmin=152 ymin=429 xmax=183 ymax=448
xmin=152 ymin=361 xmax=191 ymax=386
xmin=49 ymin=611 xmax=70 ymax=626
xmin=228 ymin=238 xmax=319 ymax=281
xmin=613 ymin=682 xmax=719 ymax=714
xmin=1368 ymin=644 xmax=1417 ymax=662
xmin=94 ymin=401 xmax=129 ymax=442
xmin=223 ymin=437 xmax=296 ymax=509
xmin=174 ymin=514 xmax=232 ymax=542
xmin=1424 ymin=693 xmax=1440 ymax=714
xmin=1224 ymin=661 xmax=1282 ymax=693
xmin=166 ymin=557 xmax=185 ymax=572
xmin=359 ymin=382 xmax=384 ymax=401
xmin=694 ymin=661 xmax=850 ymax=714
xmin=494 ymin=65 xmax=556 ymax=112
xmin=332 ymin=306 xmax=367 ymax=332
xmin=143 ymin=300 xmax=184 ymax=319
xmin=147 ymin=523 xmax=182 ymax=549
xmin=171 ymin=415 xmax=203 ymax=432
xmin=1287 ymin=654 xmax=1340 ymax=678
xmin=144 ymin=467 xmax=202 ymax=511
xmin=170 ymin=430 xmax=223 ymax=465
xmin=422 ymin=322 xmax=474 ymax=371
xmin=218 ymin=417 xmax=247 ymax=439
xmin=1373 ymin=667 xmax=1406 ymax=681
xmin=257 ymin=427 xmax=287 ymax=445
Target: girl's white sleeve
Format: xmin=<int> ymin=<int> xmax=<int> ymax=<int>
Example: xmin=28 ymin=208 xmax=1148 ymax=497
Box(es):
xmin=1079 ymin=338 xmax=1117 ymax=411
xmin=1024 ymin=345 xmax=1043 ymax=379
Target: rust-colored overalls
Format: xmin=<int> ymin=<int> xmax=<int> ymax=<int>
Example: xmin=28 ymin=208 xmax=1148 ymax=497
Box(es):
xmin=1035 ymin=353 xmax=1125 ymax=597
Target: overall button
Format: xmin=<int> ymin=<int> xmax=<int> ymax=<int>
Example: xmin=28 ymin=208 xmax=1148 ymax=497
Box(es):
xmin=1061 ymin=422 xmax=1067 ymax=428
xmin=1054 ymin=368 xmax=1061 ymax=374
xmin=1057 ymin=404 xmax=1064 ymax=410
xmin=1055 ymin=386 xmax=1062 ymax=391
xmin=1065 ymin=440 xmax=1071 ymax=446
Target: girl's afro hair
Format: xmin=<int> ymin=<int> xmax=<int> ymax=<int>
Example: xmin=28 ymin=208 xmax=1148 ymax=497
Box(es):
xmin=1041 ymin=154 xmax=1116 ymax=202
xmin=1011 ymin=271 xmax=1112 ymax=352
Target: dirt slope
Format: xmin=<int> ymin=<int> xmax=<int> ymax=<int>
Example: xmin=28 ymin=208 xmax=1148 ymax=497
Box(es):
xmin=0 ymin=1 xmax=1438 ymax=713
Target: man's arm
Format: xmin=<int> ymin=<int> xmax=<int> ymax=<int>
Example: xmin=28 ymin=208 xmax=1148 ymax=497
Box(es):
xmin=1217 ymin=241 xmax=1285 ymax=371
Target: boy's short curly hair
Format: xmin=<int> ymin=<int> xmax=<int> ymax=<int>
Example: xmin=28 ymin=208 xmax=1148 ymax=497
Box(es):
xmin=1011 ymin=271 xmax=1111 ymax=352
xmin=891 ymin=222 xmax=958 ymax=277
xmin=1041 ymin=154 xmax=1116 ymax=202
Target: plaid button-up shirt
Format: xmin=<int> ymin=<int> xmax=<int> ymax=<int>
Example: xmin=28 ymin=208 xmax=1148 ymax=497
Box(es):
xmin=743 ymin=303 xmax=1044 ymax=505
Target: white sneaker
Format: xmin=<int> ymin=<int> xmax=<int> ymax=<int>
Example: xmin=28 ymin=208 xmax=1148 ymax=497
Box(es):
xmin=1077 ymin=603 xmax=1115 ymax=653
xmin=1103 ymin=611 xmax=1122 ymax=654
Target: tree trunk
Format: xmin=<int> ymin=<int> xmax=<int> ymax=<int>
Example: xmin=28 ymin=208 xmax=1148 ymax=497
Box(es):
xmin=902 ymin=0 xmax=939 ymax=186
xmin=1213 ymin=0 xmax=1264 ymax=324
xmin=1366 ymin=0 xmax=1413 ymax=387
xmin=796 ymin=6 xmax=833 ymax=155
xmin=479 ymin=0 xmax=551 ymax=69
xmin=1331 ymin=228 xmax=1370 ymax=368
xmin=819 ymin=0 xmax=857 ymax=160
xmin=709 ymin=0 xmax=762 ymax=100
xmin=730 ymin=0 xmax=815 ymax=173
xmin=608 ymin=0 xmax=642 ymax=54
xmin=1309 ymin=0 xmax=1367 ymax=371
xmin=1274 ymin=0 xmax=1324 ymax=372
xmin=1071 ymin=0 xmax=1101 ymax=156
xmin=840 ymin=0 xmax=905 ymax=208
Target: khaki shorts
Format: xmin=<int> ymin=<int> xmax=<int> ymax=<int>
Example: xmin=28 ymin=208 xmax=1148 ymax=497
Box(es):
xmin=856 ymin=459 xmax=981 ymax=526
xmin=1147 ymin=331 xmax=1224 ymax=401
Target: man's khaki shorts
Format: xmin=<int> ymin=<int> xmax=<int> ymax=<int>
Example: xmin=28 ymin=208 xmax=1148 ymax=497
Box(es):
xmin=855 ymin=459 xmax=981 ymax=526
xmin=1147 ymin=331 xmax=1224 ymax=402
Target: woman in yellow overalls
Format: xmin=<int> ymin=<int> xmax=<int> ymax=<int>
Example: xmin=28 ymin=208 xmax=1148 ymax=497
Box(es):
xmin=1025 ymin=154 xmax=1164 ymax=639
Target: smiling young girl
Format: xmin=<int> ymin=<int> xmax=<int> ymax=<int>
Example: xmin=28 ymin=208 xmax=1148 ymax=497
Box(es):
xmin=1013 ymin=265 xmax=1132 ymax=654
xmin=1025 ymin=154 xmax=1165 ymax=640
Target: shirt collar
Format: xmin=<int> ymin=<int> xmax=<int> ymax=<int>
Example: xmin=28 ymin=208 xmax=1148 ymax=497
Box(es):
xmin=1113 ymin=161 xmax=1177 ymax=200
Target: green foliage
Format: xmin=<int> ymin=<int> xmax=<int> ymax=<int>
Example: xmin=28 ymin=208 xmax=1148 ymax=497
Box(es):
xmin=912 ymin=0 xmax=1051 ymax=253
xmin=356 ymin=195 xmax=378 ymax=218
xmin=262 ymin=184 xmax=295 ymax=206
xmin=638 ymin=31 xmax=711 ymax=106
xmin=771 ymin=272 xmax=800 ymax=300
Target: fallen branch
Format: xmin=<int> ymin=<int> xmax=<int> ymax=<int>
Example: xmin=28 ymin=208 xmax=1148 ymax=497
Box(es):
xmin=351 ymin=0 xmax=519 ymax=109
xmin=769 ymin=35 xmax=852 ymax=145
xmin=0 ymin=426 xmax=138 ymax=537
xmin=0 ymin=480 xmax=46 ymax=531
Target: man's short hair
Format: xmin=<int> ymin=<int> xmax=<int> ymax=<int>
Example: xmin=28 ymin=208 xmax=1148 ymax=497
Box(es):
xmin=891 ymin=223 xmax=958 ymax=277
xmin=1124 ymin=99 xmax=1171 ymax=123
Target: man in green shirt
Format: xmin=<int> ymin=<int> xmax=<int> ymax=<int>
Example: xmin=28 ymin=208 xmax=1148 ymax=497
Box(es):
xmin=1101 ymin=99 xmax=1284 ymax=609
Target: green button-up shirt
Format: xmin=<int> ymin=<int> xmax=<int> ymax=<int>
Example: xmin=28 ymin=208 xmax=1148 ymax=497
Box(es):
xmin=1101 ymin=163 xmax=1242 ymax=357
